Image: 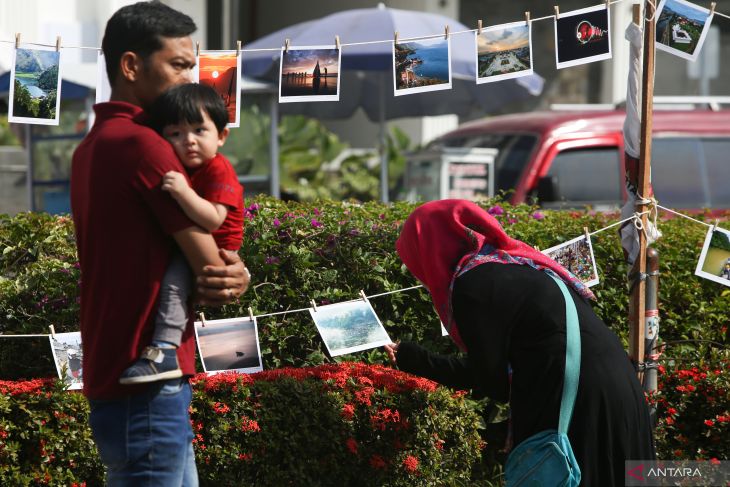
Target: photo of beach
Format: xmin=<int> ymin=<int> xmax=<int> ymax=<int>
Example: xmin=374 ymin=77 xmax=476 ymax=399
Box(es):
xmin=194 ymin=317 xmax=263 ymax=374
xmin=554 ymin=5 xmax=611 ymax=69
xmin=279 ymin=46 xmax=340 ymax=102
xmin=9 ymin=46 xmax=62 ymax=125
xmin=656 ymin=0 xmax=714 ymax=61
xmin=49 ymin=332 xmax=83 ymax=390
xmin=544 ymin=235 xmax=600 ymax=287
xmin=695 ymin=227 xmax=730 ymax=288
xmin=309 ymin=300 xmax=391 ymax=357
xmin=393 ymin=37 xmax=452 ymax=96
xmin=476 ymin=21 xmax=533 ymax=84
xmin=197 ymin=51 xmax=241 ymax=126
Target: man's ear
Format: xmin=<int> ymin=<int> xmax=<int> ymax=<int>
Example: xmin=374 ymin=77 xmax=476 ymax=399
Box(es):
xmin=118 ymin=51 xmax=142 ymax=83
xmin=218 ymin=127 xmax=230 ymax=146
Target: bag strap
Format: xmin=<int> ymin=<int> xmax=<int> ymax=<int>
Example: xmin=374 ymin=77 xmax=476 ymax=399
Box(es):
xmin=548 ymin=274 xmax=581 ymax=435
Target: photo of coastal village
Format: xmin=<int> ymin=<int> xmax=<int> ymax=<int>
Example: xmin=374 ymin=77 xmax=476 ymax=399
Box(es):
xmin=476 ymin=22 xmax=532 ymax=83
xmin=309 ymin=300 xmax=391 ymax=357
xmin=195 ymin=317 xmax=263 ymax=374
xmin=394 ymin=37 xmax=451 ymax=95
xmin=544 ymin=235 xmax=600 ymax=287
xmin=197 ymin=52 xmax=240 ymax=126
xmin=9 ymin=47 xmax=61 ymax=124
xmin=279 ymin=46 xmax=340 ymax=102
xmin=656 ymin=0 xmax=713 ymax=61
xmin=49 ymin=331 xmax=83 ymax=390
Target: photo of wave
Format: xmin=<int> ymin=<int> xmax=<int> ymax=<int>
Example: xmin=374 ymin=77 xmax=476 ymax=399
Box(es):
xmin=310 ymin=300 xmax=391 ymax=356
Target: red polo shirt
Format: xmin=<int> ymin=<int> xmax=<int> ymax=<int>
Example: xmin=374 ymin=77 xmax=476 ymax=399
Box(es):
xmin=71 ymin=102 xmax=197 ymax=400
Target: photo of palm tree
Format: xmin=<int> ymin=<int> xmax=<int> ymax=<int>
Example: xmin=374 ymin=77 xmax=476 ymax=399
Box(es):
xmin=9 ymin=46 xmax=62 ymax=125
xmin=309 ymin=300 xmax=391 ymax=357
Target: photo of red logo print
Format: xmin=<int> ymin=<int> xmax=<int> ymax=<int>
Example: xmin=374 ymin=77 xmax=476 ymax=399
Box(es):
xmin=627 ymin=464 xmax=645 ymax=481
xmin=576 ymin=20 xmax=606 ymax=44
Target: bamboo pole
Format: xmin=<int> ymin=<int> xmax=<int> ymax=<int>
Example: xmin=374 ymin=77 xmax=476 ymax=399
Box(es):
xmin=628 ymin=1 xmax=656 ymax=373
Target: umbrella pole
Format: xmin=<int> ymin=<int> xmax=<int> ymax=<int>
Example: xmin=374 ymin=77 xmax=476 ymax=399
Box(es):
xmin=379 ymin=73 xmax=389 ymax=203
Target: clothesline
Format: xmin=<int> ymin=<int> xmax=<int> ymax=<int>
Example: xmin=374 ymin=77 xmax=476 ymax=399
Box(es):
xmin=0 ymin=0 xmax=724 ymax=52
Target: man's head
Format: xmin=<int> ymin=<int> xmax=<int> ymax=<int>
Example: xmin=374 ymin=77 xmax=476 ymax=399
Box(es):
xmin=149 ymin=83 xmax=230 ymax=169
xmin=102 ymin=2 xmax=197 ymax=108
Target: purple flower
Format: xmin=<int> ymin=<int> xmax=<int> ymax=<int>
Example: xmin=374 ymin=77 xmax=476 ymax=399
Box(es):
xmin=488 ymin=205 xmax=504 ymax=216
xmin=349 ymin=229 xmax=360 ymax=236
xmin=313 ymin=207 xmax=321 ymax=216
xmin=265 ymin=256 xmax=280 ymax=265
xmin=311 ymin=219 xmax=323 ymax=228
xmin=531 ymin=211 xmax=545 ymax=221
xmin=273 ymin=218 xmax=281 ymax=227
xmin=379 ymin=213 xmax=385 ymax=220
xmin=508 ymin=218 xmax=517 ymax=225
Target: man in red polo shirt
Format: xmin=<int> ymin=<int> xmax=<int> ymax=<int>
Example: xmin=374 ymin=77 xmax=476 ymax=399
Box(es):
xmin=70 ymin=2 xmax=249 ymax=484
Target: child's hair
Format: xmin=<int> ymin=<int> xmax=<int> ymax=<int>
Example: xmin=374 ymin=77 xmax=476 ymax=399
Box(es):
xmin=148 ymin=83 xmax=229 ymax=134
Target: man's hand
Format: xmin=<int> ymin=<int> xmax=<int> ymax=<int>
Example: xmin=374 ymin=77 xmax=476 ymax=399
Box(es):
xmin=195 ymin=249 xmax=251 ymax=306
xmin=384 ymin=341 xmax=400 ymax=366
xmin=161 ymin=171 xmax=191 ymax=200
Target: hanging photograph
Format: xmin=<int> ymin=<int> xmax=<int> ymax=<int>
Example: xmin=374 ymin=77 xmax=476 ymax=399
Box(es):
xmin=543 ymin=235 xmax=600 ymax=287
xmin=309 ymin=299 xmax=391 ymax=357
xmin=49 ymin=331 xmax=83 ymax=390
xmin=393 ymin=36 xmax=452 ymax=96
xmin=441 ymin=322 xmax=449 ymax=336
xmin=279 ymin=45 xmax=341 ymax=103
xmin=655 ymin=0 xmax=714 ymax=62
xmin=96 ymin=51 xmax=111 ymax=104
xmin=476 ymin=21 xmax=533 ymax=84
xmin=8 ymin=45 xmax=62 ymax=125
xmin=196 ymin=51 xmax=242 ymax=126
xmin=194 ymin=317 xmax=263 ymax=374
xmin=554 ymin=4 xmax=612 ymax=69
xmin=694 ymin=226 xmax=730 ymax=287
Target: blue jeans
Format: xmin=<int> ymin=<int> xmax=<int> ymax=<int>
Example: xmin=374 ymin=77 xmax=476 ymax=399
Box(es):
xmin=88 ymin=379 xmax=198 ymax=486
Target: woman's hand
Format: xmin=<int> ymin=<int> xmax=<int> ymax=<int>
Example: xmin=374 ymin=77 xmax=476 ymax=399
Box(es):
xmin=384 ymin=341 xmax=400 ymax=366
xmin=195 ymin=249 xmax=251 ymax=306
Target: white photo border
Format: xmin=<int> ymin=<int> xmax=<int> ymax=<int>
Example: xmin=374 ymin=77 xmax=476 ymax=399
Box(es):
xmin=195 ymin=50 xmax=242 ymax=127
xmin=475 ymin=21 xmax=533 ymax=84
xmin=543 ymin=234 xmax=600 ymax=287
xmin=554 ymin=4 xmax=612 ymax=70
xmin=48 ymin=331 xmax=83 ymax=390
xmin=655 ymin=0 xmax=714 ymax=62
xmin=694 ymin=226 xmax=730 ymax=288
xmin=393 ymin=37 xmax=452 ymax=97
xmin=8 ymin=45 xmax=63 ymax=126
xmin=309 ymin=299 xmax=391 ymax=357
xmin=278 ymin=45 xmax=341 ymax=103
xmin=193 ymin=316 xmax=264 ymax=375
xmin=95 ymin=51 xmax=111 ymax=104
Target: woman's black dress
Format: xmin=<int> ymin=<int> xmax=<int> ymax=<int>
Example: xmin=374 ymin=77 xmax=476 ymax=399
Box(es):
xmin=397 ymin=263 xmax=655 ymax=486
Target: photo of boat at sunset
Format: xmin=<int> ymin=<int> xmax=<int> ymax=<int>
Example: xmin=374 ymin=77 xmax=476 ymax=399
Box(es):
xmin=279 ymin=46 xmax=340 ymax=102
xmin=393 ymin=37 xmax=451 ymax=96
xmin=197 ymin=51 xmax=241 ymax=127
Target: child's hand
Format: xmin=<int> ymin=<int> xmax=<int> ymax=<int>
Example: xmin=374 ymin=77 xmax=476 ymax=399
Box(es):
xmin=161 ymin=171 xmax=190 ymax=199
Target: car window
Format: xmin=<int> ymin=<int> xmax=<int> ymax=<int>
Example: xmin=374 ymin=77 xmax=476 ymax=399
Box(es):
xmin=652 ymin=137 xmax=730 ymax=209
xmin=545 ymin=147 xmax=622 ymax=205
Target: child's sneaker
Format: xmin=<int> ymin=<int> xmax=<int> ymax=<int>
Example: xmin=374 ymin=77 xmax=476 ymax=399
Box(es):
xmin=119 ymin=346 xmax=182 ymax=384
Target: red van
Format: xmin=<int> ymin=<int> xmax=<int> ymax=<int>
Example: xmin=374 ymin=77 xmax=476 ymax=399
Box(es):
xmin=402 ymin=107 xmax=730 ymax=210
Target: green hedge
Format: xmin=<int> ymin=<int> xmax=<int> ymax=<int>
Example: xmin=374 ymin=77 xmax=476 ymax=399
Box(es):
xmin=0 ymin=364 xmax=485 ymax=486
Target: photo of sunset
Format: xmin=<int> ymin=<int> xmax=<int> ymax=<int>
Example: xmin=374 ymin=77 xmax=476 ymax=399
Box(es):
xmin=197 ymin=51 xmax=240 ymax=126
xmin=279 ymin=47 xmax=340 ymax=102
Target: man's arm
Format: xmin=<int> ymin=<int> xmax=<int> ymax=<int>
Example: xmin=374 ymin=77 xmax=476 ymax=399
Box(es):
xmin=163 ymin=171 xmax=227 ymax=232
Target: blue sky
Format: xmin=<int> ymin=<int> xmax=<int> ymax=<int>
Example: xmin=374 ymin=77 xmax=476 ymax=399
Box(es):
xmin=663 ymin=0 xmax=709 ymax=24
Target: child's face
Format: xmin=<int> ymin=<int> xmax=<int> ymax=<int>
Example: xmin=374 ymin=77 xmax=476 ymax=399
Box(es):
xmin=162 ymin=110 xmax=229 ymax=169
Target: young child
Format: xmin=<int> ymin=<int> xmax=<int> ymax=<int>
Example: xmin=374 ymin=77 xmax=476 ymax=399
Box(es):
xmin=120 ymin=83 xmax=244 ymax=384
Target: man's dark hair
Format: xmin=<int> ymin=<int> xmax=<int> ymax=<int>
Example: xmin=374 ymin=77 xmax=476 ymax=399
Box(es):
xmin=148 ymin=83 xmax=229 ymax=134
xmin=102 ymin=1 xmax=196 ymax=83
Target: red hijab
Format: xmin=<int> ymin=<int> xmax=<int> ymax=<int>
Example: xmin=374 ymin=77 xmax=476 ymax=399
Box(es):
xmin=396 ymin=200 xmax=594 ymax=351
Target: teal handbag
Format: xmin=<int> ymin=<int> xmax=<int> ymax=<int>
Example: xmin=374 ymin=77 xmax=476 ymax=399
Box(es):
xmin=504 ymin=274 xmax=582 ymax=487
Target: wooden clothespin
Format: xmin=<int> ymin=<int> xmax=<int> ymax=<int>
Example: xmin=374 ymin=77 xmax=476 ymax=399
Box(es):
xmin=711 ymin=219 xmax=719 ymax=233
xmin=15 ymin=33 xmax=20 ymax=49
xmin=55 ymin=36 xmax=61 ymax=52
xmin=444 ymin=25 xmax=450 ymax=40
xmin=554 ymin=5 xmax=560 ymax=18
xmin=284 ymin=38 xmax=290 ymax=53
xmin=606 ymin=0 xmax=611 ymax=9
xmin=49 ymin=325 xmax=56 ymax=339
xmin=633 ymin=4 xmax=641 ymax=25
xmin=195 ymin=41 xmax=200 ymax=57
xmin=583 ymin=227 xmax=591 ymax=241
xmin=710 ymin=2 xmax=716 ymax=16
xmin=335 ymin=35 xmax=341 ymax=50
xmin=199 ymin=312 xmax=207 ymax=327
xmin=248 ymin=307 xmax=255 ymax=321
xmin=359 ymin=290 xmax=368 ymax=302
xmin=310 ymin=299 xmax=318 ymax=312
xmin=477 ymin=20 xmax=483 ymax=36
xmin=525 ymin=11 xmax=531 ymax=24
xmin=237 ymin=40 xmax=242 ymax=56
xmin=394 ymin=31 xmax=399 ymax=45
